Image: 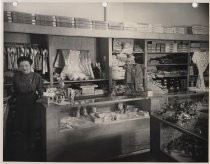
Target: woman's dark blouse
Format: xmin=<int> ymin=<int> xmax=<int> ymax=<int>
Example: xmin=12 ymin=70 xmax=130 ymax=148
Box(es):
xmin=13 ymin=71 xmax=44 ymax=96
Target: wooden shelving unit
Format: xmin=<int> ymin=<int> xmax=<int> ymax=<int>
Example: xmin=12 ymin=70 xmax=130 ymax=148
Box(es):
xmin=4 ymin=21 xmax=209 ymax=162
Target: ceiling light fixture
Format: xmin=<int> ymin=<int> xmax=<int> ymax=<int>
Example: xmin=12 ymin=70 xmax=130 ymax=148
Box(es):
xmin=102 ymin=1 xmax=108 ymax=8
xmin=12 ymin=1 xmax=18 ymax=7
xmin=192 ymin=2 xmax=198 ymax=8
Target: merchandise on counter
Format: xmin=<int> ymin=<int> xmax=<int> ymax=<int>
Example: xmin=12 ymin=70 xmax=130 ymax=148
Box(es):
xmin=80 ymin=84 xmax=98 ymax=96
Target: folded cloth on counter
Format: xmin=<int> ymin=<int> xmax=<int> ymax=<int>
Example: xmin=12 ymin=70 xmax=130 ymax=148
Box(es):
xmin=122 ymin=42 xmax=133 ymax=54
xmin=113 ymin=39 xmax=122 ymax=53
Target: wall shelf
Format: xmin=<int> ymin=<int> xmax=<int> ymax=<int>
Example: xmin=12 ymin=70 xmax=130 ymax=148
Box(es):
xmin=4 ymin=23 xmax=209 ymax=41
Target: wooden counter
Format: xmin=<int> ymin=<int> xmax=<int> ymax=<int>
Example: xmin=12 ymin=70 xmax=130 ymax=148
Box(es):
xmin=41 ymin=98 xmax=151 ymax=162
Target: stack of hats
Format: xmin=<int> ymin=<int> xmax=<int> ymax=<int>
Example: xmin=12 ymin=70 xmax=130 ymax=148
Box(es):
xmin=192 ymin=25 xmax=209 ymax=35
xmin=12 ymin=11 xmax=35 ymax=24
xmin=108 ymin=21 xmax=124 ymax=30
xmin=75 ymin=18 xmax=92 ymax=29
xmin=4 ymin=11 xmax=12 ymax=23
xmin=35 ymin=14 xmax=56 ymax=26
xmin=56 ymin=16 xmax=74 ymax=28
xmin=138 ymin=23 xmax=152 ymax=33
xmin=92 ymin=20 xmax=108 ymax=30
xmin=123 ymin=22 xmax=138 ymax=31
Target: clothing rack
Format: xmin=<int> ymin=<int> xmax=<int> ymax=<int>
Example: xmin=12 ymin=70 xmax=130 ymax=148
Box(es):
xmin=4 ymin=42 xmax=39 ymax=48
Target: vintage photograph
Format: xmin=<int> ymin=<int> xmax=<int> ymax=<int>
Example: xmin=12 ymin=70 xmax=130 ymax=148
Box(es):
xmin=2 ymin=1 xmax=209 ymax=162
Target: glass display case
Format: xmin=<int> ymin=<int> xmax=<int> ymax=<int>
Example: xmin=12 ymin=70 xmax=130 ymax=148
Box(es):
xmin=150 ymin=93 xmax=208 ymax=162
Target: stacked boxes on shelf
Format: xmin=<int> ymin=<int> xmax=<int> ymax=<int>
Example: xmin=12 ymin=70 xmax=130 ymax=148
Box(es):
xmin=192 ymin=25 xmax=209 ymax=35
xmin=75 ymin=18 xmax=92 ymax=29
xmin=4 ymin=11 xmax=12 ymax=23
xmin=4 ymin=11 xmax=209 ymax=35
xmin=56 ymin=16 xmax=74 ymax=28
xmin=92 ymin=20 xmax=108 ymax=30
xmin=108 ymin=21 xmax=124 ymax=30
xmin=35 ymin=14 xmax=56 ymax=26
xmin=12 ymin=11 xmax=35 ymax=25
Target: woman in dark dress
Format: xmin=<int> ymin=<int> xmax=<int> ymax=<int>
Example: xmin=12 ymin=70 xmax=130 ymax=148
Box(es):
xmin=11 ymin=56 xmax=44 ymax=161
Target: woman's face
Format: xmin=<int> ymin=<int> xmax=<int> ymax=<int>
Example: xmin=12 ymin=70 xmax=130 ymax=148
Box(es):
xmin=18 ymin=61 xmax=32 ymax=74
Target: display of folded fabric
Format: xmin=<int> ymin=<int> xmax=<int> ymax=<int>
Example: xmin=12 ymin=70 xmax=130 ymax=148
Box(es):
xmin=190 ymin=42 xmax=209 ymax=52
xmin=35 ymin=14 xmax=56 ymax=26
xmin=75 ymin=18 xmax=92 ymax=29
xmin=56 ymin=16 xmax=75 ymax=28
xmin=137 ymin=23 xmax=152 ymax=33
xmin=92 ymin=20 xmax=108 ymax=30
xmin=108 ymin=21 xmax=124 ymax=30
xmin=133 ymin=44 xmax=144 ymax=53
xmin=121 ymin=42 xmax=133 ymax=54
xmin=192 ymin=25 xmax=209 ymax=35
xmin=152 ymin=24 xmax=164 ymax=33
xmin=113 ymin=39 xmax=122 ymax=53
xmin=4 ymin=11 xmax=12 ymax=23
xmin=12 ymin=11 xmax=35 ymax=24
xmin=173 ymin=26 xmax=188 ymax=34
xmin=112 ymin=66 xmax=126 ymax=80
xmin=164 ymin=26 xmax=174 ymax=34
xmin=123 ymin=22 xmax=138 ymax=31
xmin=178 ymin=44 xmax=188 ymax=53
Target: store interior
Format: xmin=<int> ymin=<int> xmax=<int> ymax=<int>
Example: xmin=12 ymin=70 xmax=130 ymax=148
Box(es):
xmin=3 ymin=1 xmax=209 ymax=162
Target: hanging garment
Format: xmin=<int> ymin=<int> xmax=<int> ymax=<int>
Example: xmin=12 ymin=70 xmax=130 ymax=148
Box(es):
xmin=135 ymin=64 xmax=144 ymax=92
xmin=7 ymin=47 xmax=13 ymax=70
xmin=192 ymin=51 xmax=209 ymax=90
xmin=54 ymin=50 xmax=65 ymax=68
xmin=42 ymin=49 xmax=48 ymax=74
xmin=60 ymin=50 xmax=89 ymax=80
xmin=34 ymin=48 xmax=42 ymax=70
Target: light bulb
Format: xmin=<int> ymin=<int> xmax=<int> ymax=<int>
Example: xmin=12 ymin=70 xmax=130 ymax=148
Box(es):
xmin=12 ymin=1 xmax=18 ymax=7
xmin=102 ymin=2 xmax=108 ymax=7
xmin=192 ymin=2 xmax=198 ymax=8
